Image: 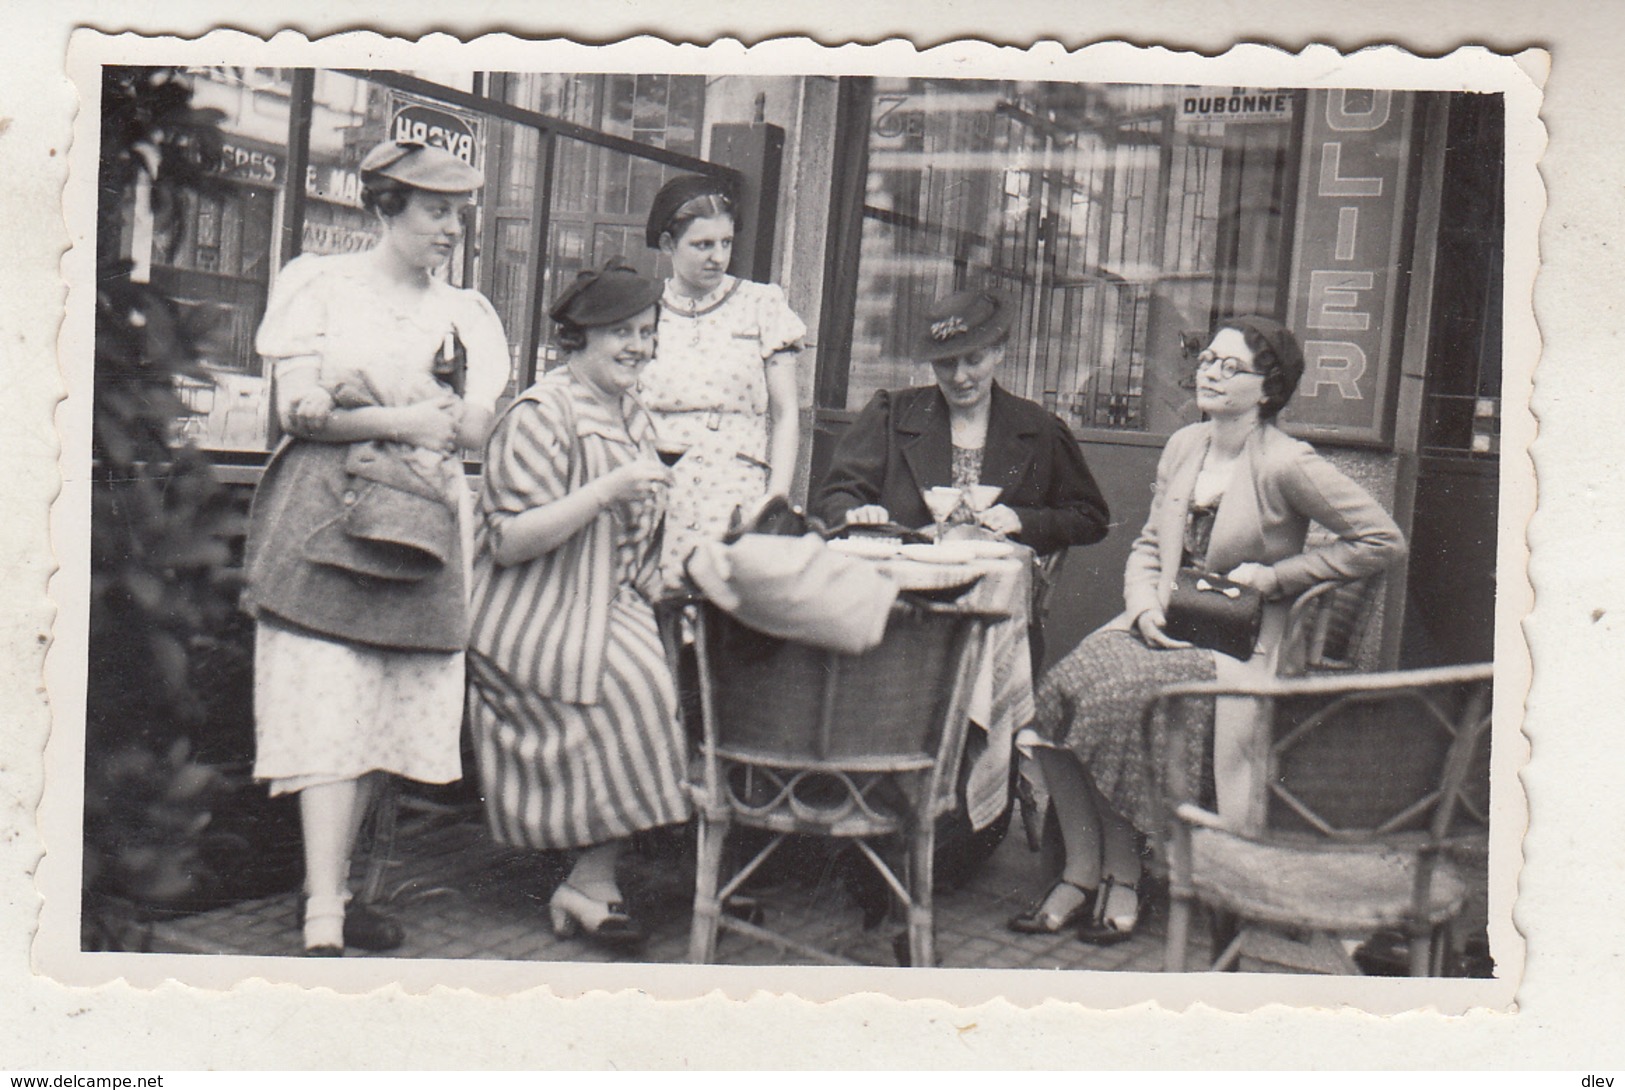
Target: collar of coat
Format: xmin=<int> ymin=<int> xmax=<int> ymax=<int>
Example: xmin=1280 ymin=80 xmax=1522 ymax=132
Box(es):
xmin=892 ymin=382 xmax=1046 ymax=498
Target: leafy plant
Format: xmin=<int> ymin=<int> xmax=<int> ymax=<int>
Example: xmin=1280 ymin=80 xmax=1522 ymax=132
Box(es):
xmin=83 ymin=66 xmax=244 ymax=945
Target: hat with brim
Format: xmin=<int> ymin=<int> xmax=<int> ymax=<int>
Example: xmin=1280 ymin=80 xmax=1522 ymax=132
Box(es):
xmin=359 ymin=140 xmax=485 ymax=192
xmin=548 ymin=259 xmax=664 ymax=329
xmin=912 ymin=289 xmax=1013 ymax=362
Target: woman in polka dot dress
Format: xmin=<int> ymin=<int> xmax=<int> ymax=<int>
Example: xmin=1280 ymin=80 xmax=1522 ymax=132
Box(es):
xmin=637 ymin=174 xmax=807 ymax=589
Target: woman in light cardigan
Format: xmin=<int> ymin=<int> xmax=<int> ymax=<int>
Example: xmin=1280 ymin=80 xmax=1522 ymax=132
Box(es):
xmin=1011 ymin=316 xmax=1407 ymax=945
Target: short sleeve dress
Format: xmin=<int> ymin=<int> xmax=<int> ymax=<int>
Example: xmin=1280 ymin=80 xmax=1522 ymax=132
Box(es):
xmin=248 ymin=253 xmax=509 ymax=796
xmin=637 ymin=275 xmax=806 ymax=588
xmin=465 ymin=369 xmax=690 ymax=849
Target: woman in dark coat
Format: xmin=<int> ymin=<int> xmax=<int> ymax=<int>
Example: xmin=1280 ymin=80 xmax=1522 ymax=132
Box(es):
xmin=814 ymin=288 xmax=1108 ymax=557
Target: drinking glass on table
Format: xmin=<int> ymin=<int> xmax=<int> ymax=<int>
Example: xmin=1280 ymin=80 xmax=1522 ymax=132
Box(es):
xmin=922 ymin=485 xmax=964 ymax=543
xmin=964 ymin=485 xmax=1004 ymax=532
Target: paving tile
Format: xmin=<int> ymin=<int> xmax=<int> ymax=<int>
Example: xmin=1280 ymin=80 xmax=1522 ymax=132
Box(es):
xmin=138 ymin=811 xmax=1306 ymax=977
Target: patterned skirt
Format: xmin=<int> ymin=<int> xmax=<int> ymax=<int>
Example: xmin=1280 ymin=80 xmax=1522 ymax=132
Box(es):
xmin=1032 ymin=628 xmax=1215 ymax=835
xmin=467 ymin=589 xmax=691 ymax=851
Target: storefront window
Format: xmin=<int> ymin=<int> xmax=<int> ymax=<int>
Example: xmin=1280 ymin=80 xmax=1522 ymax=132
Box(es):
xmin=842 ymin=79 xmax=1297 ymax=438
xmin=502 ymin=74 xmax=707 ymax=370
xmin=150 ymin=68 xmax=521 ymax=451
xmin=140 ymin=68 xmax=721 ymax=453
xmin=158 ymin=67 xmax=294 ymax=450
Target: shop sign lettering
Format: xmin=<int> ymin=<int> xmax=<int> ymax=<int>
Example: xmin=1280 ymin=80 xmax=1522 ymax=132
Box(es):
xmin=219 ymin=140 xmax=282 ymax=184
xmin=1178 ymin=89 xmax=1293 ymax=124
xmin=1284 ymin=89 xmax=1414 ymax=443
xmin=392 ymin=104 xmax=479 ymax=165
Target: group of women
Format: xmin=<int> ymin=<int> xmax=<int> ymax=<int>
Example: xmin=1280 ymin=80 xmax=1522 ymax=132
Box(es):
xmin=243 ymin=139 xmax=1405 ymax=958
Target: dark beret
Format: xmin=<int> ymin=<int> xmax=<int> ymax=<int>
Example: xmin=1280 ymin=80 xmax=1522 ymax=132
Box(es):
xmin=548 ymin=259 xmax=663 ymax=329
xmin=644 ymin=173 xmax=736 ymax=248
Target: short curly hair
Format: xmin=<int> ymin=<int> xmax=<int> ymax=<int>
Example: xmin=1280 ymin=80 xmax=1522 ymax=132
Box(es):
xmin=1214 ymin=317 xmax=1305 ymax=420
xmin=360 ymin=176 xmax=413 ymax=218
xmin=552 ymin=306 xmax=661 ymax=356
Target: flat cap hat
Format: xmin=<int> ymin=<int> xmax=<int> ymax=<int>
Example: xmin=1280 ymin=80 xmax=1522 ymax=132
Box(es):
xmin=548 ymin=259 xmax=664 ymax=330
xmin=358 ymin=140 xmax=485 ymax=192
xmin=911 ymin=289 xmax=1013 ymax=361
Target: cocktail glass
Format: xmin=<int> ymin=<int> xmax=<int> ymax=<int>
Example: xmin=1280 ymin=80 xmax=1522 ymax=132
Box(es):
xmin=965 ymin=484 xmax=1004 ymax=532
xmin=655 ymin=441 xmax=690 ymax=468
xmin=922 ymin=486 xmax=964 ymax=543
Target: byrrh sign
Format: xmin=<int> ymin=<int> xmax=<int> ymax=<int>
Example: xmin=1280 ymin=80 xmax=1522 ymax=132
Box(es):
xmin=1284 ymin=89 xmax=1416 ymax=445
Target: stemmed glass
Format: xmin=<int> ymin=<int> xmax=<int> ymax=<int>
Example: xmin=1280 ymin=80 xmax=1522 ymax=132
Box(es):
xmin=922 ymin=486 xmax=964 ymax=543
xmin=964 ymin=484 xmax=1005 ymax=534
xmin=655 ymin=441 xmax=690 ymax=469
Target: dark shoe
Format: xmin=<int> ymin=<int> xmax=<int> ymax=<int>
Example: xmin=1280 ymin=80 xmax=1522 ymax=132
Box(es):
xmin=549 ymin=882 xmax=645 ymax=948
xmin=1077 ymin=875 xmax=1139 ymax=947
xmin=342 ymin=902 xmax=405 ymax=952
xmin=1008 ymin=878 xmax=1097 ymax=935
xmin=295 ymin=897 xmax=406 ymax=953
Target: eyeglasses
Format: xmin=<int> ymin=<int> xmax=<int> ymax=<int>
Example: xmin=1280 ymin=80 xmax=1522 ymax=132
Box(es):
xmin=1194 ymin=351 xmax=1266 ymax=379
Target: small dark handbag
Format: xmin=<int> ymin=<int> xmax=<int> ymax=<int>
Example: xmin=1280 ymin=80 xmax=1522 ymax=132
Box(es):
xmin=1163 ymin=568 xmax=1264 ymax=661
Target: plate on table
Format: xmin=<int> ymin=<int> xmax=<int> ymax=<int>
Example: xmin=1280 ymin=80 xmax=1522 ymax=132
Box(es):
xmin=878 ymin=561 xmax=984 ymax=598
xmin=898 ymin=542 xmax=982 ymax=565
xmin=828 ymin=537 xmax=904 ymax=560
xmin=957 ymin=540 xmax=1019 ymax=559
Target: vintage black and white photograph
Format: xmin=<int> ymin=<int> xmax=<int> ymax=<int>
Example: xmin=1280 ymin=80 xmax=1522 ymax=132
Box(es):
xmin=42 ymin=31 xmax=1535 ymax=1009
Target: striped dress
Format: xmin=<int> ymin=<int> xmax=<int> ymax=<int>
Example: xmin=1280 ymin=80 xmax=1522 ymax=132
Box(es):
xmin=466 ymin=370 xmax=690 ymax=850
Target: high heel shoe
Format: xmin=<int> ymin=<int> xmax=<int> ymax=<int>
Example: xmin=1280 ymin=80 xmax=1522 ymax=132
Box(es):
xmin=302 ymin=894 xmax=345 ymax=957
xmin=1076 ymin=875 xmax=1139 ymax=947
xmin=548 ymin=882 xmax=644 ymax=948
xmin=1008 ymin=877 xmax=1097 ymax=935
xmin=296 ymin=896 xmax=405 ymax=953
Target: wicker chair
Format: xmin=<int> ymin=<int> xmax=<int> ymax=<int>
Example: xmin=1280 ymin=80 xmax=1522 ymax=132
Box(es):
xmin=1278 ymin=573 xmax=1384 ymax=678
xmin=687 ymin=597 xmax=998 ymax=966
xmin=1154 ymin=663 xmax=1493 ymax=975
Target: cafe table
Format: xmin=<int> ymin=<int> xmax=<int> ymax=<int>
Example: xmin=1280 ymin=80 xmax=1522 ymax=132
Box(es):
xmin=827 ymin=536 xmax=1037 ymax=831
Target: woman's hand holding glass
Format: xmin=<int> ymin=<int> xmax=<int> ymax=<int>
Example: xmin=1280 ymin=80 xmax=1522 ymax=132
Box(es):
xmin=595 ymin=459 xmax=673 ymax=518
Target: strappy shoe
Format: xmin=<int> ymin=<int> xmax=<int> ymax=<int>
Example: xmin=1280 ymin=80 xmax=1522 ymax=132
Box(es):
xmin=1077 ymin=875 xmax=1140 ymax=947
xmin=1008 ymin=878 xmax=1097 ymax=935
xmin=296 ymin=896 xmax=406 ymax=953
xmin=549 ymin=882 xmax=645 ymax=948
xmin=302 ymin=894 xmax=345 ymax=957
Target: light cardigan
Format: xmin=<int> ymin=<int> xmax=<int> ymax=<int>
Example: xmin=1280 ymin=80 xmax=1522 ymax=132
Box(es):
xmin=1108 ymin=419 xmax=1407 ymax=680
xmin=1099 ymin=419 xmax=1408 ymax=828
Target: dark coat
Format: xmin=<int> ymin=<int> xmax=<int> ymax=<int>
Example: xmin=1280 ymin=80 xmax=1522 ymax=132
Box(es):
xmin=813 ymin=384 xmax=1110 ymax=557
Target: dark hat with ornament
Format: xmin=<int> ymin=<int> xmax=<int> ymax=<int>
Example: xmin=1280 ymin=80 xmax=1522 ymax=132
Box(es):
xmin=912 ymin=289 xmax=1013 ymax=362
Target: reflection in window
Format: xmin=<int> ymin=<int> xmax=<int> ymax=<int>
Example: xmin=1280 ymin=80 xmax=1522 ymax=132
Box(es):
xmin=844 ymin=80 xmax=1296 ymax=438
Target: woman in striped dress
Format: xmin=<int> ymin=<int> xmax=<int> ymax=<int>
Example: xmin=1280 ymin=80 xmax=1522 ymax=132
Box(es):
xmin=467 ymin=261 xmax=689 ymax=947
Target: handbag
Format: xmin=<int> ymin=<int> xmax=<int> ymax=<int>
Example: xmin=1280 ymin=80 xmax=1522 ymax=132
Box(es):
xmin=303 ymin=441 xmax=456 ymax=582
xmin=1162 ymin=567 xmax=1264 ymax=661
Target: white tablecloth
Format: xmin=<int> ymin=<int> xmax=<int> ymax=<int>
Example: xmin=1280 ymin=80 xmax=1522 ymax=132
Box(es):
xmin=873 ymin=548 xmax=1036 ymax=829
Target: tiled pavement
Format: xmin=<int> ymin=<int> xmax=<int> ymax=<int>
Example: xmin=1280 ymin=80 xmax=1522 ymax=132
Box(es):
xmin=149 ymin=799 xmax=1181 ymax=971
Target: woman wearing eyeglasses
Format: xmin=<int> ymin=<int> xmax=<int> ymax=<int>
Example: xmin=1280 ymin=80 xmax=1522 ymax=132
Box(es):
xmin=636 ymin=174 xmax=807 ymax=588
xmin=1010 ymin=316 xmax=1406 ymax=945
